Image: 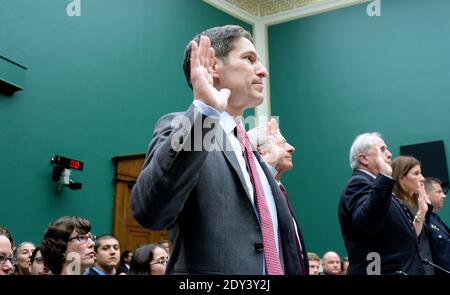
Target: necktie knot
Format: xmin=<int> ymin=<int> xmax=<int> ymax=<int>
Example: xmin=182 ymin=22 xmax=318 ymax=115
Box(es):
xmin=236 ymin=124 xmax=249 ymax=151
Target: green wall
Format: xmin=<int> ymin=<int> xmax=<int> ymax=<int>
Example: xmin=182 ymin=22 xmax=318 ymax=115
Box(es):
xmin=269 ymin=0 xmax=450 ymax=257
xmin=0 ymin=0 xmax=250 ymax=245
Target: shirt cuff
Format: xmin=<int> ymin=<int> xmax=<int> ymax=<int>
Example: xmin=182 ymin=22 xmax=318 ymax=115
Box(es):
xmin=193 ymin=100 xmax=221 ymax=117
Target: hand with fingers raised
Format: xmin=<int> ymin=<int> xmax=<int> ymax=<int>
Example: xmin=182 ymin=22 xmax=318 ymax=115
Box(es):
xmin=190 ymin=35 xmax=230 ymax=113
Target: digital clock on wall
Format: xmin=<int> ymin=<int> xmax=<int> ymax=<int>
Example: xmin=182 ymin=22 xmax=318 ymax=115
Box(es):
xmin=51 ymin=155 xmax=84 ymax=171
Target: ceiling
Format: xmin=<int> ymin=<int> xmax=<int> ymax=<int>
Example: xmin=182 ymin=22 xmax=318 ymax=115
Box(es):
xmin=223 ymin=0 xmax=323 ymax=17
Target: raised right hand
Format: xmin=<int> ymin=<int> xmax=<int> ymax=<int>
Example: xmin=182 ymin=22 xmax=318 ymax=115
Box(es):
xmin=375 ymin=145 xmax=392 ymax=176
xmin=190 ymin=35 xmax=231 ymax=113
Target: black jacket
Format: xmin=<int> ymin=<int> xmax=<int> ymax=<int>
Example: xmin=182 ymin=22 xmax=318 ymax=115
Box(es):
xmin=338 ymin=170 xmax=424 ymax=275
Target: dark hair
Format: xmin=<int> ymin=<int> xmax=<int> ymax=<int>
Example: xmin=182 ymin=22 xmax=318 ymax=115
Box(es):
xmin=94 ymin=235 xmax=117 ymax=253
xmin=0 ymin=226 xmax=14 ymax=247
xmin=40 ymin=216 xmax=91 ymax=275
xmin=120 ymin=250 xmax=132 ymax=264
xmin=425 ymin=177 xmax=442 ymax=193
xmin=183 ymin=25 xmax=253 ymax=89
xmin=391 ymin=156 xmax=421 ymax=212
xmin=30 ymin=246 xmax=40 ymax=264
xmin=129 ymin=244 xmax=165 ymax=275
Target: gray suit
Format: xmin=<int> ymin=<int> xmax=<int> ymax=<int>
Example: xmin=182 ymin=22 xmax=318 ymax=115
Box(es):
xmin=131 ymin=104 xmax=303 ymax=274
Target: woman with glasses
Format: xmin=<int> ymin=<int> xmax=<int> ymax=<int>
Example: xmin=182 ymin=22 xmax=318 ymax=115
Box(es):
xmin=0 ymin=226 xmax=14 ymax=275
xmin=30 ymin=246 xmax=52 ymax=275
xmin=40 ymin=216 xmax=96 ymax=275
xmin=129 ymin=243 xmax=168 ymax=275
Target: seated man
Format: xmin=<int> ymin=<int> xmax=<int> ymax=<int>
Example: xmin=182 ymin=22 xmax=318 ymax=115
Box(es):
xmin=307 ymin=252 xmax=320 ymax=275
xmin=320 ymin=251 xmax=341 ymax=275
xmin=86 ymin=235 xmax=120 ymax=275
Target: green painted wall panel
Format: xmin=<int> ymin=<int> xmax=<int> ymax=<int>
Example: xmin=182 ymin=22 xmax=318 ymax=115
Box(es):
xmin=269 ymin=0 xmax=450 ymax=257
xmin=0 ymin=0 xmax=250 ymax=245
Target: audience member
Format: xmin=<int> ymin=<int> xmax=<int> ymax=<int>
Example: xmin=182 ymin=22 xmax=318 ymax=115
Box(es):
xmin=307 ymin=252 xmax=320 ymax=275
xmin=129 ymin=243 xmax=168 ymax=275
xmin=86 ymin=235 xmax=120 ymax=275
xmin=117 ymin=250 xmax=133 ymax=275
xmin=159 ymin=240 xmax=171 ymax=256
xmin=0 ymin=226 xmax=14 ymax=275
xmin=340 ymin=257 xmax=349 ymax=275
xmin=41 ymin=216 xmax=95 ymax=275
xmin=30 ymin=247 xmax=52 ymax=275
xmin=320 ymin=251 xmax=341 ymax=275
xmin=14 ymin=241 xmax=35 ymax=275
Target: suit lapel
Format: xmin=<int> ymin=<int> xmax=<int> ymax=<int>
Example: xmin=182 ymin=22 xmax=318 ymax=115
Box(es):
xmin=214 ymin=125 xmax=252 ymax=202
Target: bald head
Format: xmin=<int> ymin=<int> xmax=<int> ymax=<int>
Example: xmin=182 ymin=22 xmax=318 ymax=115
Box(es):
xmin=322 ymin=251 xmax=341 ymax=275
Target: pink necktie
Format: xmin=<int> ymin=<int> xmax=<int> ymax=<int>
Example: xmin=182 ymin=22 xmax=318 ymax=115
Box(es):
xmin=279 ymin=183 xmax=307 ymax=275
xmin=236 ymin=124 xmax=284 ymax=275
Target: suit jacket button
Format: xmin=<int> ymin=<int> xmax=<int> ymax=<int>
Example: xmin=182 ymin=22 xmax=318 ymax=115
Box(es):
xmin=254 ymin=242 xmax=264 ymax=253
xmin=169 ymin=149 xmax=176 ymax=158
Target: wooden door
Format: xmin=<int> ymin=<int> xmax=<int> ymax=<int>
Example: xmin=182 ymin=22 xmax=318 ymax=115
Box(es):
xmin=112 ymin=154 xmax=169 ymax=252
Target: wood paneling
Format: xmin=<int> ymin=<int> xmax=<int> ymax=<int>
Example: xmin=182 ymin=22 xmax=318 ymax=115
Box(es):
xmin=112 ymin=154 xmax=168 ymax=252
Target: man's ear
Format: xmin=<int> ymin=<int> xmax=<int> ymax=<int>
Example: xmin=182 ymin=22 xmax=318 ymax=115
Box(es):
xmin=358 ymin=154 xmax=368 ymax=166
xmin=211 ymin=58 xmax=222 ymax=79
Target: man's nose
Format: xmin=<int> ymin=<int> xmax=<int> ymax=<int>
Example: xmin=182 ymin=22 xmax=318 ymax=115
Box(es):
xmin=256 ymin=62 xmax=268 ymax=78
xmin=287 ymin=143 xmax=295 ymax=153
xmin=386 ymin=149 xmax=392 ymax=159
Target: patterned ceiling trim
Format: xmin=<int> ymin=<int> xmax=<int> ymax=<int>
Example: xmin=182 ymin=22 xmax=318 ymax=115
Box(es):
xmin=225 ymin=0 xmax=323 ymax=17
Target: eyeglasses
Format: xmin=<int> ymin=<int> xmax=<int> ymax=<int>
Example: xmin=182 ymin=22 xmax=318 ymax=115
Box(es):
xmin=150 ymin=257 xmax=169 ymax=266
xmin=33 ymin=256 xmax=44 ymax=264
xmin=68 ymin=233 xmax=96 ymax=244
xmin=0 ymin=253 xmax=15 ymax=266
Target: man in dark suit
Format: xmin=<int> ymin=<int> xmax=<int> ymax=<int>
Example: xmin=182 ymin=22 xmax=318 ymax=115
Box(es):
xmin=338 ymin=132 xmax=424 ymax=275
xmin=131 ymin=25 xmax=302 ymax=275
xmin=424 ymin=177 xmax=450 ymax=274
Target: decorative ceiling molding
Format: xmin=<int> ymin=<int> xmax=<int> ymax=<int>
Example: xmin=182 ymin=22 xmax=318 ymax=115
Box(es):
xmin=204 ymin=0 xmax=370 ymax=24
xmin=225 ymin=0 xmax=321 ymax=17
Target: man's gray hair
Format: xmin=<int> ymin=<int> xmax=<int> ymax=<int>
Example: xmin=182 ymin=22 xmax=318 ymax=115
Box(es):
xmin=349 ymin=132 xmax=382 ymax=170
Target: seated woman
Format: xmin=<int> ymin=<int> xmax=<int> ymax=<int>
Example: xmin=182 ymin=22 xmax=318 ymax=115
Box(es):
xmin=14 ymin=241 xmax=35 ymax=275
xmin=30 ymin=246 xmax=52 ymax=275
xmin=129 ymin=243 xmax=168 ymax=275
xmin=40 ymin=216 xmax=95 ymax=275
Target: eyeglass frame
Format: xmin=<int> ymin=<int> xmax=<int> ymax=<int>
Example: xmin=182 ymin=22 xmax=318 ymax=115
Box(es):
xmin=150 ymin=257 xmax=169 ymax=266
xmin=0 ymin=253 xmax=15 ymax=266
xmin=67 ymin=233 xmax=96 ymax=243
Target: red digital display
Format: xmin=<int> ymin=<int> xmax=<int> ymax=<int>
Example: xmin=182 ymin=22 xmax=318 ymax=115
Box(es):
xmin=70 ymin=160 xmax=81 ymax=170
xmin=52 ymin=155 xmax=84 ymax=171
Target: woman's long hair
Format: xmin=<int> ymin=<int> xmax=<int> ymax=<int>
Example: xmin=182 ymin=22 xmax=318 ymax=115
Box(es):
xmin=391 ymin=156 xmax=421 ymax=212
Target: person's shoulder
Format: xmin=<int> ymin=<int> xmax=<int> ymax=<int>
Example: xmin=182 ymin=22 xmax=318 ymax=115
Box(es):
xmin=347 ymin=170 xmax=373 ymax=185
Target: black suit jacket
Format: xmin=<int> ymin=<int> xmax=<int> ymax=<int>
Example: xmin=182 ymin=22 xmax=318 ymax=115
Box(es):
xmin=338 ymin=170 xmax=424 ymax=275
xmin=427 ymin=210 xmax=450 ymax=274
